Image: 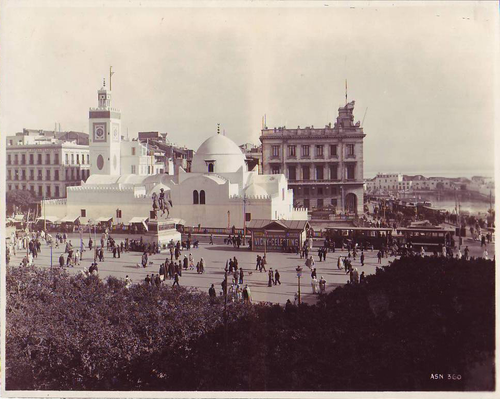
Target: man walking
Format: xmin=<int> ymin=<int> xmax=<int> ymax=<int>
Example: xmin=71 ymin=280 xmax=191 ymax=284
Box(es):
xmin=274 ymin=269 xmax=281 ymax=285
xmin=173 ymin=272 xmax=180 ymax=287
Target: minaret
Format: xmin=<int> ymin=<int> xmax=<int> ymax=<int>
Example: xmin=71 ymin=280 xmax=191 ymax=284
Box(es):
xmin=89 ymin=78 xmax=122 ymax=175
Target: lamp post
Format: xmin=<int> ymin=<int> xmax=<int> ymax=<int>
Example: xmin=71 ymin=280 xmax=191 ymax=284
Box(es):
xmin=227 ymin=211 xmax=230 ymax=230
xmin=296 ymin=265 xmax=303 ymax=305
xmin=79 ymin=227 xmax=83 ymax=259
xmin=264 ymin=230 xmax=267 ymax=257
xmin=42 ymin=195 xmax=47 ymax=233
xmin=50 ymin=240 xmax=53 ymax=268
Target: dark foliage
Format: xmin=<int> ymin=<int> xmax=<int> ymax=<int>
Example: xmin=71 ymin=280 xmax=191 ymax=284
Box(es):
xmin=6 ymin=189 xmax=36 ymax=213
xmin=6 ymin=257 xmax=494 ymax=391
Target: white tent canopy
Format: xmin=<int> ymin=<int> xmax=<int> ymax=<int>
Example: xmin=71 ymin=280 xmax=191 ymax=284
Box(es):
xmin=36 ymin=216 xmax=59 ymax=223
xmin=14 ymin=214 xmax=24 ymax=221
xmin=96 ymin=216 xmax=113 ymax=223
xmin=60 ymin=215 xmax=80 ymax=223
xmin=128 ymin=216 xmax=148 ymax=224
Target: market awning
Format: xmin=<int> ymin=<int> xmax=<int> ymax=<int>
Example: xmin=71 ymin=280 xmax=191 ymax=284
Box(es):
xmin=170 ymin=218 xmax=186 ymax=226
xmin=96 ymin=216 xmax=113 ymax=223
xmin=14 ymin=214 xmax=24 ymax=221
xmin=36 ymin=216 xmax=60 ymax=223
xmin=128 ymin=216 xmax=148 ymax=224
xmin=60 ymin=215 xmax=80 ymax=223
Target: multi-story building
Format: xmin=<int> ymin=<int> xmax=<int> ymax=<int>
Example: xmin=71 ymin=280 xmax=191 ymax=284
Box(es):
xmin=260 ymin=101 xmax=365 ymax=214
xmin=365 ymin=173 xmax=412 ymax=193
xmin=138 ymin=131 xmax=194 ymax=175
xmin=6 ymin=129 xmax=90 ymax=199
xmin=120 ymin=139 xmax=166 ymax=175
xmin=239 ymin=142 xmax=262 ymax=173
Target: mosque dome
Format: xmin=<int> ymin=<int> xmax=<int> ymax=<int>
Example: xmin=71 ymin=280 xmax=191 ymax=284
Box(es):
xmin=244 ymin=183 xmax=268 ymax=197
xmin=191 ymin=134 xmax=247 ymax=174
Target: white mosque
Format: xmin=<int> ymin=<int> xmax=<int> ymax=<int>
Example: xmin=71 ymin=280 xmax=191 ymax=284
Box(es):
xmin=43 ymin=81 xmax=308 ymax=229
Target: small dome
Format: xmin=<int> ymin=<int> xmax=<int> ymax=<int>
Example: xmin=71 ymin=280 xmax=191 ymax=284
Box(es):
xmin=244 ymin=183 xmax=268 ymax=197
xmin=191 ymin=134 xmax=247 ymax=174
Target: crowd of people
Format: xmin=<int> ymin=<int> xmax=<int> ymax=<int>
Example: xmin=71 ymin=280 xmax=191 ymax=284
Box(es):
xmin=6 ymin=220 xmax=495 ymax=308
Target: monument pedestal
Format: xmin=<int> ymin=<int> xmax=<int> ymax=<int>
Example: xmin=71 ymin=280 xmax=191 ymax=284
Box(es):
xmin=142 ymin=219 xmax=182 ymax=250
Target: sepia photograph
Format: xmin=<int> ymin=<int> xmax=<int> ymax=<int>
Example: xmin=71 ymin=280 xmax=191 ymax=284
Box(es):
xmin=1 ymin=0 xmax=497 ymax=397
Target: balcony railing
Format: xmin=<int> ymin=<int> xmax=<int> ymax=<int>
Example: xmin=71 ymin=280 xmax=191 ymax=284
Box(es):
xmin=288 ymin=179 xmax=342 ymax=184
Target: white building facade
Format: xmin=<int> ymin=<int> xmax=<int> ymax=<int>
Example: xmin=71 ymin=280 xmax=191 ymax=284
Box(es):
xmin=6 ymin=130 xmax=90 ymax=199
xmin=43 ymin=134 xmax=308 ymax=228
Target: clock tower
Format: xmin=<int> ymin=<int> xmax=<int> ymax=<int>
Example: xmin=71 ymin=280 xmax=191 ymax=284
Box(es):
xmin=89 ymin=78 xmax=121 ymax=176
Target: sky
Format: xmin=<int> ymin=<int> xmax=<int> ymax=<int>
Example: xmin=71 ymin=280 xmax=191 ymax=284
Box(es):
xmin=1 ymin=1 xmax=498 ymax=178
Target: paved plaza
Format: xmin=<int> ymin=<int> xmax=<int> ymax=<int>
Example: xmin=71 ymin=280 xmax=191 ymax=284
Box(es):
xmin=7 ymin=233 xmax=394 ymax=305
xmin=7 ymin=231 xmax=494 ymax=305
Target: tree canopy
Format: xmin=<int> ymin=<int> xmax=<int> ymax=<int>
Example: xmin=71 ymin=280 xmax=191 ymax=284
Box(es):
xmin=6 ymin=189 xmax=36 ymax=213
xmin=6 ymin=256 xmax=495 ymax=391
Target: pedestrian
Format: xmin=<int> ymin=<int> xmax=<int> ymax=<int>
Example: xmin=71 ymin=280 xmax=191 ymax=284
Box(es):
xmin=256 ymin=254 xmax=261 ymax=271
xmin=464 ymin=246 xmax=470 ymax=260
xmin=318 ymin=247 xmax=322 ymax=262
xmin=173 ymin=272 xmax=180 ymax=287
xmin=319 ymin=276 xmax=326 ymax=294
xmin=144 ymin=274 xmax=151 ymax=285
xmin=155 ymin=274 xmax=162 ymax=287
xmin=268 ymin=269 xmax=273 ymax=287
xmin=142 ymin=252 xmax=148 ymax=268
xmin=274 ymin=269 xmax=281 ymax=285
xmin=239 ymin=268 xmax=244 ymax=285
xmin=209 ymin=234 xmax=214 ymax=245
xmin=377 ymin=250 xmax=382 ymax=264
xmin=199 ymin=257 xmax=205 ymax=273
xmin=117 ymin=245 xmax=121 ymax=258
xmin=125 ymin=275 xmax=132 ymax=288
xmin=311 ymin=276 xmax=319 ymax=294
xmin=261 ymin=255 xmax=267 ymax=272
xmin=209 ymin=283 xmax=216 ymax=298
xmin=337 ymin=256 xmax=343 ymax=270
xmin=183 ymin=255 xmax=188 ymax=270
xmin=59 ymin=253 xmax=65 ymax=267
xmin=483 ymin=249 xmax=489 ymax=260
xmin=353 ymin=268 xmax=359 ymax=284
xmin=360 ymin=271 xmax=366 ymax=285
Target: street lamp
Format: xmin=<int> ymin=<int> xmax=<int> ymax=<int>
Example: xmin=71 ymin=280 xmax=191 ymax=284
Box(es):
xmin=296 ymin=265 xmax=303 ymax=305
xmin=264 ymin=230 xmax=267 ymax=257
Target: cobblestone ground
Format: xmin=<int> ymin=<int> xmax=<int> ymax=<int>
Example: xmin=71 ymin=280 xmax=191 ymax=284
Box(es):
xmin=6 ymin=232 xmax=494 ymax=305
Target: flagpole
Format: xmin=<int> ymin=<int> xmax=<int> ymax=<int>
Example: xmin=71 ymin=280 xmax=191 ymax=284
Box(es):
xmin=110 ymin=66 xmax=113 ymax=91
xmin=345 ymin=79 xmax=348 ymax=105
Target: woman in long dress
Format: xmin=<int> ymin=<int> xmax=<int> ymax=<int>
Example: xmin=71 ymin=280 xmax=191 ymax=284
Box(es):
xmin=311 ymin=276 xmax=318 ymax=294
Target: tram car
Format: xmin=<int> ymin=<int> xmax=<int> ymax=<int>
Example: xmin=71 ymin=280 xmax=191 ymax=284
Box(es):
xmin=395 ymin=226 xmax=455 ymax=251
xmin=324 ymin=226 xmax=394 ymax=250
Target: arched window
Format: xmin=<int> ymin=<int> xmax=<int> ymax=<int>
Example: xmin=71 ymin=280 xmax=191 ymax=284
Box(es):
xmin=208 ymin=163 xmax=214 ymax=173
xmin=193 ymin=190 xmax=199 ymax=204
xmin=200 ymin=190 xmax=206 ymax=204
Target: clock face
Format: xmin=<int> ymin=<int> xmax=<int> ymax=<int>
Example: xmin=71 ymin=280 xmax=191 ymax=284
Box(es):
xmin=93 ymin=124 xmax=106 ymax=142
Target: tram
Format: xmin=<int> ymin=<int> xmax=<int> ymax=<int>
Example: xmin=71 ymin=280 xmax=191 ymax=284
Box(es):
xmin=324 ymin=226 xmax=394 ymax=249
xmin=395 ymin=226 xmax=455 ymax=250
